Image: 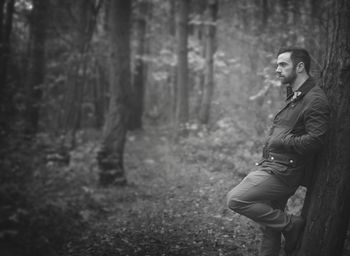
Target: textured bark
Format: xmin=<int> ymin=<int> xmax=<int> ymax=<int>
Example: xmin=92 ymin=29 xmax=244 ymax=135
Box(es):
xmin=25 ymin=0 xmax=48 ymax=134
xmin=97 ymin=0 xmax=131 ymax=186
xmin=129 ymin=0 xmax=149 ymax=130
xmin=296 ymin=1 xmax=350 ymax=255
xmin=175 ymin=0 xmax=189 ymax=130
xmin=198 ymin=0 xmax=218 ymax=125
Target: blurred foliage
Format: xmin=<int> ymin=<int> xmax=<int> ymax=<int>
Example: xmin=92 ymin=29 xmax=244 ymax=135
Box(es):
xmin=178 ymin=118 xmax=261 ymax=176
xmin=0 ymin=130 xmax=81 ymax=255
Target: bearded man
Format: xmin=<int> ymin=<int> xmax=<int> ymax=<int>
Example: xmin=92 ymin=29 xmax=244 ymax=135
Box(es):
xmin=226 ymin=48 xmax=330 ymax=255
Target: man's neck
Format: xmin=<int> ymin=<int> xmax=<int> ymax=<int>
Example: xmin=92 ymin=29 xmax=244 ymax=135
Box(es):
xmin=290 ymin=74 xmax=309 ymax=91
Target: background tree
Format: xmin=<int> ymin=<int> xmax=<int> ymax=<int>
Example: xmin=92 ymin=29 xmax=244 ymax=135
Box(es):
xmin=198 ymin=0 xmax=218 ymax=125
xmin=24 ymin=0 xmax=48 ymax=135
xmin=97 ymin=0 xmax=132 ymax=186
xmin=129 ymin=0 xmax=151 ymax=130
xmin=0 ymin=0 xmax=14 ymax=131
xmin=175 ymin=0 xmax=190 ymax=133
xmin=297 ymin=0 xmax=350 ymax=255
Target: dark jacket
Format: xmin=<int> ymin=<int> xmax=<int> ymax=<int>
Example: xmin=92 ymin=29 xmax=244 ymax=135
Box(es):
xmin=258 ymin=77 xmax=330 ymax=188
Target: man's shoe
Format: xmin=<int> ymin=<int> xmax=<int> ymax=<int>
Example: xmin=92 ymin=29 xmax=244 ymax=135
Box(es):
xmin=282 ymin=215 xmax=305 ymax=254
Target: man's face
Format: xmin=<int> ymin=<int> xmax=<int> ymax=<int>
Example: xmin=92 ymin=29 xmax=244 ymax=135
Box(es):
xmin=276 ymin=52 xmax=297 ymax=85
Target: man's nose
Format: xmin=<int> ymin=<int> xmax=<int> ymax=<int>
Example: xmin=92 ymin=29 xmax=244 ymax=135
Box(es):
xmin=276 ymin=66 xmax=281 ymax=73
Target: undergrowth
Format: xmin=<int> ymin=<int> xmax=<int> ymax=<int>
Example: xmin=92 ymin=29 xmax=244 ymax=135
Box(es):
xmin=0 ymin=131 xmax=88 ymax=256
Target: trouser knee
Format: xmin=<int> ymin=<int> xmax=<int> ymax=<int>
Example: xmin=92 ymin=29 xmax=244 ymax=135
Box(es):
xmin=226 ymin=192 xmax=244 ymax=212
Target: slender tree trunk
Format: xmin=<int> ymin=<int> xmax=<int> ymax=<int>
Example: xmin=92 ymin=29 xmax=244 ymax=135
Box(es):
xmin=192 ymin=0 xmax=206 ymax=123
xmin=169 ymin=0 xmax=176 ymax=36
xmin=93 ymin=62 xmax=105 ymax=129
xmin=0 ymin=0 xmax=14 ymax=128
xmin=199 ymin=0 xmax=218 ymax=125
xmin=0 ymin=0 xmax=5 ymax=84
xmin=296 ymin=1 xmax=350 ymax=255
xmin=0 ymin=0 xmax=5 ymax=122
xmin=97 ymin=0 xmax=131 ymax=186
xmin=129 ymin=0 xmax=149 ymax=130
xmin=25 ymin=0 xmax=48 ymax=134
xmin=169 ymin=0 xmax=177 ymax=125
xmin=175 ymin=0 xmax=189 ymax=131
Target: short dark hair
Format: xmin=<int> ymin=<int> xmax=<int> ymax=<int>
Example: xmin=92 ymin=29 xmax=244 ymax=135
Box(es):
xmin=277 ymin=47 xmax=311 ymax=74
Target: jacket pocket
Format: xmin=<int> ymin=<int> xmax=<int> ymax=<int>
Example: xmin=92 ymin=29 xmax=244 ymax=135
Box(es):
xmin=267 ymin=152 xmax=298 ymax=168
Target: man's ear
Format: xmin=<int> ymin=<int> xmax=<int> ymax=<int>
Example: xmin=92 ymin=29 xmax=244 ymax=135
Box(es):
xmin=297 ymin=62 xmax=305 ymax=73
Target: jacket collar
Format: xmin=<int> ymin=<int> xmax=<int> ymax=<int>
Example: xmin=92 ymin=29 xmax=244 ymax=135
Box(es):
xmin=286 ymin=77 xmax=316 ymax=102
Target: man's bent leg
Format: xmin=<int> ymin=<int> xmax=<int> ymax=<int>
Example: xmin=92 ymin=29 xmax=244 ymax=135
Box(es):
xmin=226 ymin=170 xmax=296 ymax=231
xmin=259 ymin=198 xmax=289 ymax=256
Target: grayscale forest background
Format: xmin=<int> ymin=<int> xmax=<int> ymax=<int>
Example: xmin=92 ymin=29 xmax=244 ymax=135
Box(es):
xmin=1 ymin=0 xmax=349 ymax=256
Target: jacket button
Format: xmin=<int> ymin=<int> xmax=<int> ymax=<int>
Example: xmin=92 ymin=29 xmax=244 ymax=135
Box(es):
xmin=289 ymin=159 xmax=294 ymax=163
xmin=270 ymin=156 xmax=274 ymax=160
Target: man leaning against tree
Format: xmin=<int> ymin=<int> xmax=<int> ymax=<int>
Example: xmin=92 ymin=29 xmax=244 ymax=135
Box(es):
xmin=226 ymin=47 xmax=330 ymax=256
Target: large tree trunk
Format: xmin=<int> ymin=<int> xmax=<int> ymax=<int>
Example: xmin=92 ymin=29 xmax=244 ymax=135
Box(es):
xmin=198 ymin=0 xmax=218 ymax=125
xmin=25 ymin=0 xmax=48 ymax=134
xmin=175 ymin=0 xmax=189 ymax=131
xmin=97 ymin=0 xmax=131 ymax=186
xmin=129 ymin=0 xmax=150 ymax=130
xmin=296 ymin=1 xmax=350 ymax=255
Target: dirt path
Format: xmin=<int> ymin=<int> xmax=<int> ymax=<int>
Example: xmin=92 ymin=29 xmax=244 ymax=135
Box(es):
xmin=66 ymin=128 xmax=261 ymax=256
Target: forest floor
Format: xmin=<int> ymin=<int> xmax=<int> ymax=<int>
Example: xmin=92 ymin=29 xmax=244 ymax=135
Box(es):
xmin=60 ymin=127 xmax=258 ymax=256
xmin=58 ymin=126 xmax=307 ymax=256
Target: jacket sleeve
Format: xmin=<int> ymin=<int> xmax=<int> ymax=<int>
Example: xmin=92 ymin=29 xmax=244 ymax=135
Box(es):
xmin=283 ymin=97 xmax=330 ymax=155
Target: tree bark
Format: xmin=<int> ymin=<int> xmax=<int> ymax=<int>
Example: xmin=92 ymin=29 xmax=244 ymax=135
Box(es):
xmin=129 ymin=0 xmax=149 ymax=130
xmin=25 ymin=0 xmax=48 ymax=134
xmin=198 ymin=0 xmax=218 ymax=125
xmin=175 ymin=0 xmax=189 ymax=131
xmin=296 ymin=1 xmax=350 ymax=255
xmin=97 ymin=0 xmax=131 ymax=186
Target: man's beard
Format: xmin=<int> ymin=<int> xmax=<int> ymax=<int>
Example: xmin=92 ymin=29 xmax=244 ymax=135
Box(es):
xmin=281 ymin=69 xmax=297 ymax=85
